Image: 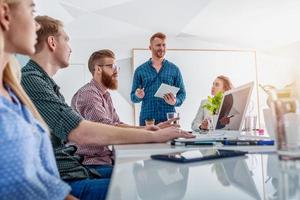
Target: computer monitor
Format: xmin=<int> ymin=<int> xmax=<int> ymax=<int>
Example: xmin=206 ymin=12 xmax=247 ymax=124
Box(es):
xmin=214 ymin=82 xmax=254 ymax=132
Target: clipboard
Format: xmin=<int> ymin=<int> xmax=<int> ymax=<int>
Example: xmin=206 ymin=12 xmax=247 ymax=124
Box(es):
xmin=154 ymin=83 xmax=179 ymax=98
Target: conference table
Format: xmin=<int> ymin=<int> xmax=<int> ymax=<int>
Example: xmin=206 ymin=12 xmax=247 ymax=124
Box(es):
xmin=106 ymin=143 xmax=300 ymax=200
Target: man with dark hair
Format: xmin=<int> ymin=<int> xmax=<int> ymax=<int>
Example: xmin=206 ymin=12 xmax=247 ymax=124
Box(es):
xmin=21 ymin=16 xmax=193 ymax=200
xmin=131 ymin=32 xmax=186 ymax=125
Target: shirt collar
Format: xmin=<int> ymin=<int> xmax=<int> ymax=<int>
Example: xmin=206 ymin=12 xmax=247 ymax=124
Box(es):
xmin=148 ymin=58 xmax=166 ymax=66
xmin=90 ymin=78 xmax=108 ymax=95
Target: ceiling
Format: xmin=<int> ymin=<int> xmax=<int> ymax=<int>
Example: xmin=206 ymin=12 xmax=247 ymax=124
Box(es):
xmin=35 ymin=0 xmax=300 ymax=49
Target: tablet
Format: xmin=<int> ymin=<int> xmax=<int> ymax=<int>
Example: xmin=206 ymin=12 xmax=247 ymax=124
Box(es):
xmin=151 ymin=149 xmax=247 ymax=163
xmin=154 ymin=83 xmax=180 ymax=98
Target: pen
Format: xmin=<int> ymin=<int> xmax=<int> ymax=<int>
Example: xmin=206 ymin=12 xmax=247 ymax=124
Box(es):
xmin=170 ymin=141 xmax=218 ymax=146
xmin=184 ymin=141 xmax=216 ymax=146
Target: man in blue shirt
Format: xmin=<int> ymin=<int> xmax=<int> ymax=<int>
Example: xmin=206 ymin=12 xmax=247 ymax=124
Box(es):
xmin=131 ymin=32 xmax=186 ymax=125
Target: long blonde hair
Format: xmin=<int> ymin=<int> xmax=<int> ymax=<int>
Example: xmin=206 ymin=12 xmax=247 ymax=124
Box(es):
xmin=1 ymin=0 xmax=46 ymax=125
xmin=3 ymin=59 xmax=45 ymax=123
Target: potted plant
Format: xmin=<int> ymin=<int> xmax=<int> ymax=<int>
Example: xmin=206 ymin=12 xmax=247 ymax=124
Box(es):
xmin=202 ymin=92 xmax=223 ymax=131
xmin=202 ymin=91 xmax=223 ymax=115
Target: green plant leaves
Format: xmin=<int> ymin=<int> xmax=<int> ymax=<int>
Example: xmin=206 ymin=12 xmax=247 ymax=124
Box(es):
xmin=202 ymin=92 xmax=223 ymax=115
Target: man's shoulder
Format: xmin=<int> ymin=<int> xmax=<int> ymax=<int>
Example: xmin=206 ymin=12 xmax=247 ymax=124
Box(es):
xmin=22 ymin=63 xmax=43 ymax=77
xmin=76 ymin=81 xmax=99 ymax=95
xmin=21 ymin=63 xmax=48 ymax=84
xmin=136 ymin=60 xmax=149 ymax=71
xmin=165 ymin=59 xmax=179 ymax=70
xmin=73 ymin=81 xmax=103 ymax=101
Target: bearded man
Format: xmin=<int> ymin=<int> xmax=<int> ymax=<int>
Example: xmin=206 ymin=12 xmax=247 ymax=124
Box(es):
xmin=71 ymin=49 xmax=178 ymax=168
xmin=130 ymin=32 xmax=186 ymax=125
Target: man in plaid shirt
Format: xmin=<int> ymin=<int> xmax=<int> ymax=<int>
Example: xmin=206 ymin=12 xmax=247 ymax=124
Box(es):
xmin=131 ymin=32 xmax=186 ymax=125
xmin=71 ymin=49 xmax=179 ymax=169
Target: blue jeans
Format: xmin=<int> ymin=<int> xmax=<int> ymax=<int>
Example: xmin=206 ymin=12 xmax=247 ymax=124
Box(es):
xmin=68 ymin=178 xmax=110 ymax=200
xmin=87 ymin=165 xmax=113 ymax=178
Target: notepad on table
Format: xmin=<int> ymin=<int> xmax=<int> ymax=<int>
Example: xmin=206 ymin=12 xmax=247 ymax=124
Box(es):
xmin=154 ymin=83 xmax=180 ymax=98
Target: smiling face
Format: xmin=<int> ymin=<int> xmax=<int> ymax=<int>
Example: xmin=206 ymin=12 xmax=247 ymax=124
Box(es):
xmin=150 ymin=37 xmax=166 ymax=59
xmin=3 ymin=0 xmax=40 ymax=55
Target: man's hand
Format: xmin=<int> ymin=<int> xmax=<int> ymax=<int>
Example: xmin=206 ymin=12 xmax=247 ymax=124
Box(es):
xmin=152 ymin=127 xmax=195 ymax=143
xmin=144 ymin=125 xmax=160 ymax=131
xmin=135 ymin=88 xmax=145 ymax=99
xmin=157 ymin=117 xmax=180 ymax=129
xmin=163 ymin=93 xmax=176 ymax=105
xmin=144 ymin=117 xmax=180 ymax=131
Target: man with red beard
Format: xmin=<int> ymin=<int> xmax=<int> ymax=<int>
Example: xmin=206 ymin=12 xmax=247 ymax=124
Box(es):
xmin=71 ymin=49 xmax=178 ymax=171
xmin=71 ymin=50 xmax=119 ymax=172
xmin=131 ymin=32 xmax=186 ymax=126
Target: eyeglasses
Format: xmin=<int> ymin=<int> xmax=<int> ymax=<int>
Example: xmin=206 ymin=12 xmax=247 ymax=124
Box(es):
xmin=98 ymin=64 xmax=120 ymax=71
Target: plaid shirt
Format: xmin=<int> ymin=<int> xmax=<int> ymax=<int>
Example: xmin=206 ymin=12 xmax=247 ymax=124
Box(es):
xmin=71 ymin=79 xmax=120 ymax=165
xmin=21 ymin=60 xmax=101 ymax=181
xmin=130 ymin=59 xmax=186 ymax=125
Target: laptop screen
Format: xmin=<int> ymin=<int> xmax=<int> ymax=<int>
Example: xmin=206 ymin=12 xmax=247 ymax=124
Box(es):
xmin=215 ymin=82 xmax=254 ymax=131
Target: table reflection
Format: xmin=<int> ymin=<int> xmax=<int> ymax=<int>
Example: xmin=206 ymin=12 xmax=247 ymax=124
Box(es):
xmin=133 ymin=160 xmax=189 ymax=200
xmin=265 ymin=154 xmax=300 ymax=200
xmin=212 ymin=156 xmax=260 ymax=199
xmin=278 ymin=157 xmax=300 ymax=200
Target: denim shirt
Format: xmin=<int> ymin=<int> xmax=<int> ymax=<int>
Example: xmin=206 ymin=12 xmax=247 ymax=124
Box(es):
xmin=0 ymin=86 xmax=70 ymax=200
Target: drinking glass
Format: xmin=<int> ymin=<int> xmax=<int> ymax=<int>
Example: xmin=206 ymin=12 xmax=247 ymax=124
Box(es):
xmin=166 ymin=112 xmax=180 ymax=125
xmin=145 ymin=118 xmax=155 ymax=127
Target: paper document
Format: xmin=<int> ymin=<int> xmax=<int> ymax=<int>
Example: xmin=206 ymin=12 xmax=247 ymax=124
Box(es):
xmin=154 ymin=83 xmax=180 ymax=98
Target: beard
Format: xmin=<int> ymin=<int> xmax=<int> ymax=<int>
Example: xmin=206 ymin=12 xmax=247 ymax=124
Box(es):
xmin=155 ymin=50 xmax=165 ymax=58
xmin=102 ymin=71 xmax=118 ymax=90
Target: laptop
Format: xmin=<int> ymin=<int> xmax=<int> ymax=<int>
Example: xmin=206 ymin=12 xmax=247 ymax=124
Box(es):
xmin=175 ymin=82 xmax=254 ymax=142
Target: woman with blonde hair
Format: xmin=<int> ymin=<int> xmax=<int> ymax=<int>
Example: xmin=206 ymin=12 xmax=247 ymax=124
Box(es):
xmin=191 ymin=75 xmax=234 ymax=131
xmin=0 ymin=0 xmax=76 ymax=199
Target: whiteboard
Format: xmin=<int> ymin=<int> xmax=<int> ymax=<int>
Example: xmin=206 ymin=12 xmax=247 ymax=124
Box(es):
xmin=132 ymin=49 xmax=259 ymax=130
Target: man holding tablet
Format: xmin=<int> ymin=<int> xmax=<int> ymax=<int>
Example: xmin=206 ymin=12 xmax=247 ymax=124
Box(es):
xmin=131 ymin=32 xmax=186 ymax=125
